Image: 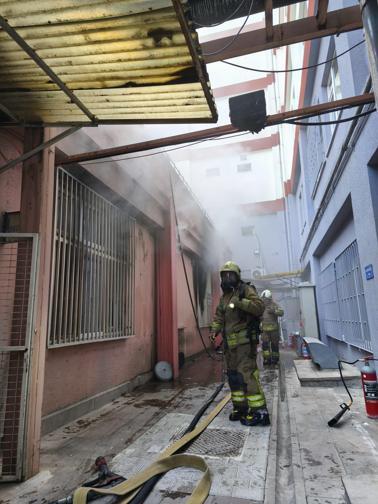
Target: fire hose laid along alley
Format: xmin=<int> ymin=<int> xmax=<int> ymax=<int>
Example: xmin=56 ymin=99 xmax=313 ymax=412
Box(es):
xmin=1 ymin=349 xmax=378 ymax=504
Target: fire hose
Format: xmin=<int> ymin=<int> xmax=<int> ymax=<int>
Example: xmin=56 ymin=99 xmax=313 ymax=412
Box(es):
xmin=328 ymin=357 xmax=378 ymax=427
xmin=66 ymin=386 xmax=229 ymax=504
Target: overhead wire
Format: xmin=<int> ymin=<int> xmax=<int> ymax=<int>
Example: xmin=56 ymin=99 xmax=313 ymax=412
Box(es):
xmin=79 ymin=104 xmax=375 ymax=166
xmin=202 ymin=0 xmax=255 ymax=57
xmin=80 ymin=100 xmax=375 ymax=166
xmin=81 ymin=131 xmax=250 ymax=165
xmin=220 ymin=39 xmax=366 ymax=73
xmin=285 ymin=108 xmax=376 ymax=126
xmin=191 ymin=0 xmax=248 ymax=28
xmin=169 ymin=170 xmax=222 ymax=362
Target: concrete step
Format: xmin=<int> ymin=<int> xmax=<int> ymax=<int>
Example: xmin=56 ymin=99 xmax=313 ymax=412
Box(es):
xmin=294 ymin=359 xmax=360 ymax=387
xmin=343 ymin=475 xmax=378 ymax=504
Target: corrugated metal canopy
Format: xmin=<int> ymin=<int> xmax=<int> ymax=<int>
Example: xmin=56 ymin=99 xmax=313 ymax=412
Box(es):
xmin=0 ymin=0 xmax=217 ymax=125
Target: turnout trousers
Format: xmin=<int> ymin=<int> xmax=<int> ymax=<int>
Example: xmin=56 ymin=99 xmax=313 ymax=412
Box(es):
xmin=225 ymin=342 xmax=266 ymax=412
xmin=261 ymin=330 xmax=280 ymax=363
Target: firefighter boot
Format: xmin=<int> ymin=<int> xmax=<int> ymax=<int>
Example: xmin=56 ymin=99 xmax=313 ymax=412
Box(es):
xmin=240 ymin=407 xmax=270 ymax=426
xmin=229 ymin=406 xmax=247 ymax=422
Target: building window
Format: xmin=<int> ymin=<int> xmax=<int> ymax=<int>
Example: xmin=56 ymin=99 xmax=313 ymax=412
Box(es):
xmin=206 ymin=167 xmax=220 ymax=177
xmin=241 ymin=225 xmax=254 ymax=236
xmin=326 ymin=55 xmax=342 ymax=132
xmin=319 ymin=241 xmax=371 ymax=351
xmin=237 ymin=163 xmax=252 ymax=173
xmin=49 ymin=168 xmax=135 ymax=347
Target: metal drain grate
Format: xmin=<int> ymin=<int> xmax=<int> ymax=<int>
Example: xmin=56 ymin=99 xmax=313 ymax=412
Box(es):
xmin=171 ymin=428 xmax=247 ymax=457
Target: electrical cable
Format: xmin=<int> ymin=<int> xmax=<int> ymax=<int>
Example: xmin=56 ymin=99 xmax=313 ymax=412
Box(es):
xmin=191 ymin=0 xmax=247 ymax=27
xmin=80 ymin=101 xmax=374 ymax=166
xmin=202 ymin=0 xmax=255 ymax=57
xmin=81 ymin=132 xmax=250 ymax=165
xmin=285 ymin=108 xmax=376 ymax=126
xmin=220 ymin=39 xmax=366 ymax=73
xmin=79 ymin=105 xmax=374 ymax=166
xmin=169 ymin=170 xmax=222 ymax=361
xmin=281 ymin=102 xmax=373 ymax=123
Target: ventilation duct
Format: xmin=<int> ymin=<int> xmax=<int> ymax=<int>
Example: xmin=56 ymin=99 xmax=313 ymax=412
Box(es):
xmin=188 ymin=0 xmax=300 ymax=28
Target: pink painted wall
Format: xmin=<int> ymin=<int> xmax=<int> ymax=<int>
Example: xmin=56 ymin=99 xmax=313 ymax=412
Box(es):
xmin=0 ymin=129 xmax=23 ymax=215
xmin=42 ymin=222 xmax=156 ymax=416
xmin=0 ymin=130 xmax=23 ymax=348
xmin=156 ymin=206 xmax=179 ymax=377
xmin=176 ymin=252 xmax=211 ymax=358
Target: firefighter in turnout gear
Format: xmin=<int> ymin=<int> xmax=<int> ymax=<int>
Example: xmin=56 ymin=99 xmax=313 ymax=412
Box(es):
xmin=210 ymin=261 xmax=270 ymax=427
xmin=260 ymin=290 xmax=284 ymax=365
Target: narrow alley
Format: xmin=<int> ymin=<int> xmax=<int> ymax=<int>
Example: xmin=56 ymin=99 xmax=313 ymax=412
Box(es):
xmin=1 ymin=1 xmax=378 ymax=503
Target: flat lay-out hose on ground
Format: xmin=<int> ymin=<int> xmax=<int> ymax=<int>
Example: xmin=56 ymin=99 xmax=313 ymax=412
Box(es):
xmin=72 ymin=387 xmax=230 ymax=504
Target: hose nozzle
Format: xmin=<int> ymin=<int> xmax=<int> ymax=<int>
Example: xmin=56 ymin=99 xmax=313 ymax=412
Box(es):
xmin=328 ymin=402 xmax=350 ymax=427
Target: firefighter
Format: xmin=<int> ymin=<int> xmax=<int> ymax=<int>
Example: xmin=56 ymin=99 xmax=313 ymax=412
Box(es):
xmin=210 ymin=261 xmax=270 ymax=426
xmin=260 ymin=289 xmax=284 ymax=365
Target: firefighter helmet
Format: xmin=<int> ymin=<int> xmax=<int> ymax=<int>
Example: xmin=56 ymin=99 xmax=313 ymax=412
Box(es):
xmin=261 ymin=289 xmax=272 ymax=299
xmin=220 ymin=261 xmax=241 ymax=277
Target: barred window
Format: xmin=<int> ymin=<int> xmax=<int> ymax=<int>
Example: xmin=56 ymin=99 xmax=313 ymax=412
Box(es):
xmin=319 ymin=241 xmax=371 ymax=352
xmin=49 ymin=168 xmax=135 ymax=347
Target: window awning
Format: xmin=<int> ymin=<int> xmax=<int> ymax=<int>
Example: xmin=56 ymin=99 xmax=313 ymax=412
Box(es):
xmin=0 ymin=0 xmax=217 ymax=126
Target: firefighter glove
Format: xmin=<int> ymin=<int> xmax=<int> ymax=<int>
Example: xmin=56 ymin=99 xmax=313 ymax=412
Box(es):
xmin=209 ymin=331 xmax=218 ymax=342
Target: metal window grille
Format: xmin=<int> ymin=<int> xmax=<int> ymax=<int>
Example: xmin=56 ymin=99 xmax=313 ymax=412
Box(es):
xmin=319 ymin=262 xmax=342 ymax=341
xmin=319 ymin=241 xmax=371 ymax=351
xmin=49 ymin=168 xmax=135 ymax=347
xmin=0 ymin=233 xmax=38 ymax=481
xmin=335 ymin=241 xmax=371 ymax=351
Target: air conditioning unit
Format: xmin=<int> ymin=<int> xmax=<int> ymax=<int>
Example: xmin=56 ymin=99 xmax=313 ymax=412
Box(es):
xmin=252 ymin=268 xmax=266 ymax=279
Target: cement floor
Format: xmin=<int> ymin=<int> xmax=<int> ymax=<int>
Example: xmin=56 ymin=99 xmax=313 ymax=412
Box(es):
xmin=281 ymin=350 xmax=378 ymax=504
xmin=1 ymin=349 xmax=378 ymax=504
xmin=0 ymin=351 xmax=276 ymax=504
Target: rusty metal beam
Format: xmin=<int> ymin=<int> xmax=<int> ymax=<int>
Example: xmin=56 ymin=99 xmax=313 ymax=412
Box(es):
xmin=316 ymin=0 xmax=329 ymax=28
xmin=265 ymin=0 xmax=274 ymax=42
xmin=60 ymin=93 xmax=375 ymax=165
xmin=172 ymin=0 xmax=218 ymax=122
xmin=202 ymin=6 xmax=362 ymax=63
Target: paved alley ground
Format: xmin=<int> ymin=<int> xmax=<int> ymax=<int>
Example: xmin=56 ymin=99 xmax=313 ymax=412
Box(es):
xmin=1 ymin=349 xmax=378 ymax=504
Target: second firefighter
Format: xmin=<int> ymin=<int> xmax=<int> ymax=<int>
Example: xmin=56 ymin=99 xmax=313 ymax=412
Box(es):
xmin=260 ymin=289 xmax=284 ymax=365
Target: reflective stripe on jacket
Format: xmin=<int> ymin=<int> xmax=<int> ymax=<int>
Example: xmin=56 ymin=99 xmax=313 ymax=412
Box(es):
xmin=211 ymin=283 xmax=264 ymax=348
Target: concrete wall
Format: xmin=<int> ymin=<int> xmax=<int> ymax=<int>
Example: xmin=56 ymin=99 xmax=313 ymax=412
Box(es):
xmin=0 ymin=124 xmax=226 ymax=440
xmin=236 ymin=209 xmax=290 ymax=279
xmin=286 ymin=12 xmax=378 ymax=358
xmin=42 ymin=221 xmax=156 ymax=416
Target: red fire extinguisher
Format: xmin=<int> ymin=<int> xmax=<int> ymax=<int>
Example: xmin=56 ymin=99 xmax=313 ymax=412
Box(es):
xmin=361 ymin=358 xmax=378 ymax=419
xmin=328 ymin=357 xmax=378 ymax=427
